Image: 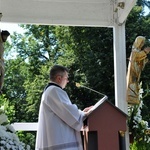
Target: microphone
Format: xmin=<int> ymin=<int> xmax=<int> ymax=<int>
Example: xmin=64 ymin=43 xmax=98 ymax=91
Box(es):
xmin=76 ymin=83 xmax=108 ymax=115
xmin=75 ymin=82 xmax=106 ymax=97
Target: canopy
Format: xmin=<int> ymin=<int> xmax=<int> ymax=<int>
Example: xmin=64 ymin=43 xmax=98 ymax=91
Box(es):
xmin=0 ymin=0 xmax=136 ymax=27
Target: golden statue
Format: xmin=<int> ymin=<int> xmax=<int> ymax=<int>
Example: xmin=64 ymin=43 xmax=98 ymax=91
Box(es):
xmin=127 ymin=36 xmax=150 ymax=104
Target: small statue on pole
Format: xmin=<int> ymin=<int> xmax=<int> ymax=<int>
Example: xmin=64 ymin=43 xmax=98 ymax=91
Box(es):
xmin=127 ymin=36 xmax=150 ymax=104
xmin=0 ymin=30 xmax=10 ymax=93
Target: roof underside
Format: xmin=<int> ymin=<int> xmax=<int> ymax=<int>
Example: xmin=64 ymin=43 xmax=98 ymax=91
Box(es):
xmin=0 ymin=0 xmax=136 ymax=27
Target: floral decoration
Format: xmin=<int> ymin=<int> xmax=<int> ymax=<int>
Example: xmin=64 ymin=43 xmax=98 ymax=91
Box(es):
xmin=0 ymin=106 xmax=30 ymax=150
xmin=128 ymin=84 xmax=150 ymax=144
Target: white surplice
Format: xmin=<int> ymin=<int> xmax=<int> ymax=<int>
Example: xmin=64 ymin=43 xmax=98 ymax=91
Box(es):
xmin=35 ymin=84 xmax=85 ymax=150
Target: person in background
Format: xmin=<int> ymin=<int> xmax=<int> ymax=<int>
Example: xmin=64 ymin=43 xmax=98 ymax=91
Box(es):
xmin=0 ymin=30 xmax=10 ymax=93
xmin=35 ymin=65 xmax=92 ymax=150
xmin=127 ymin=36 xmax=150 ymax=104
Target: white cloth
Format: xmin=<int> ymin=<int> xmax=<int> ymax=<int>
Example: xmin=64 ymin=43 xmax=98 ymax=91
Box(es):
xmin=35 ymin=84 xmax=85 ymax=150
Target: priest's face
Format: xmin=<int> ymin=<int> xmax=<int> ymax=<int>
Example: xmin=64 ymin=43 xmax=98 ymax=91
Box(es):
xmin=59 ymin=71 xmax=69 ymax=89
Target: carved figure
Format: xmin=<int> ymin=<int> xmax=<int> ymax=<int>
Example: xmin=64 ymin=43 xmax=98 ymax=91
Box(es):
xmin=127 ymin=36 xmax=150 ymax=104
xmin=0 ymin=30 xmax=10 ymax=93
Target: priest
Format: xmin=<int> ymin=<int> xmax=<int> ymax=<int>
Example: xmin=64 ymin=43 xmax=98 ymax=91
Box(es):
xmin=35 ymin=65 xmax=92 ymax=150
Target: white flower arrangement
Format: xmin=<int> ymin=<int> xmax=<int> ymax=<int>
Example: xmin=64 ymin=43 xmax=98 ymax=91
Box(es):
xmin=0 ymin=106 xmax=30 ymax=150
xmin=128 ymin=83 xmax=150 ymax=143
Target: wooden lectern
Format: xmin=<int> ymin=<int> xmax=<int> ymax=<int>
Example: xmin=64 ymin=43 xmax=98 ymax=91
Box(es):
xmin=82 ymin=97 xmax=127 ymax=150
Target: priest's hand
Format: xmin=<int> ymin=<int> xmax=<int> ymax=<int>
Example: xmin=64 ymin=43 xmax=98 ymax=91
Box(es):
xmin=83 ymin=106 xmax=93 ymax=112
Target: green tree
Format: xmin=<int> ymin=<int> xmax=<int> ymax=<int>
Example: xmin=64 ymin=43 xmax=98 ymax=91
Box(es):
xmin=3 ymin=58 xmax=28 ymax=122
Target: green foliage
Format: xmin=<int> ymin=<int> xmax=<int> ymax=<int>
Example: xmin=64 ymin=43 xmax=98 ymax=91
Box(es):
xmin=128 ymin=86 xmax=150 ymax=148
xmin=3 ymin=58 xmax=28 ymax=122
xmin=67 ymin=27 xmax=115 ymax=103
xmin=0 ymin=95 xmax=16 ymax=123
xmin=17 ymin=131 xmax=36 ymax=150
xmin=126 ymin=0 xmax=150 ymax=57
xmin=130 ymin=140 xmax=150 ymax=150
xmin=24 ymin=65 xmax=49 ymax=121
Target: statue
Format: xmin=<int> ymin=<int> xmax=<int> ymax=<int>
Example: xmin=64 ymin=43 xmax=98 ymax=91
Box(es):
xmin=127 ymin=36 xmax=150 ymax=104
xmin=0 ymin=30 xmax=10 ymax=93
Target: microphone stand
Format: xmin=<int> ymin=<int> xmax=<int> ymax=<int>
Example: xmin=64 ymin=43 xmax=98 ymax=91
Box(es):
xmin=76 ymin=82 xmax=106 ymax=97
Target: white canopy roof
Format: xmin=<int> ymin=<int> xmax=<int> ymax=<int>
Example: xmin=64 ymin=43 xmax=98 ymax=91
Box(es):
xmin=0 ymin=0 xmax=136 ymax=27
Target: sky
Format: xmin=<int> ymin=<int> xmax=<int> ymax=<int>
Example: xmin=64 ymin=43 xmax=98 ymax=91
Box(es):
xmin=0 ymin=23 xmax=24 ymax=34
xmin=0 ymin=23 xmax=25 ymax=41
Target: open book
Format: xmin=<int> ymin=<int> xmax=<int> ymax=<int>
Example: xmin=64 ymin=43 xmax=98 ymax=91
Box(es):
xmin=87 ymin=95 xmax=108 ymax=115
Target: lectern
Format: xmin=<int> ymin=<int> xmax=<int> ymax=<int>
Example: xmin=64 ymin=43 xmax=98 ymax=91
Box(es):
xmin=82 ymin=97 xmax=127 ymax=150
